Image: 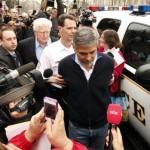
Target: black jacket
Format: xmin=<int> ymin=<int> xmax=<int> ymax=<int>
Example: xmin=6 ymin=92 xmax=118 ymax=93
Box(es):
xmin=58 ymin=53 xmax=114 ymax=129
xmin=0 ymin=46 xmax=22 ymax=70
xmin=16 ymin=37 xmax=37 ymax=65
xmin=16 ymin=36 xmax=57 ymax=66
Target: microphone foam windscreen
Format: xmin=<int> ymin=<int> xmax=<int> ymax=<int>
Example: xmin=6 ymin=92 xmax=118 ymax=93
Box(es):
xmin=17 ymin=62 xmax=35 ymax=75
xmin=107 ymin=104 xmax=122 ymax=125
xmin=43 ymin=69 xmax=53 ymax=78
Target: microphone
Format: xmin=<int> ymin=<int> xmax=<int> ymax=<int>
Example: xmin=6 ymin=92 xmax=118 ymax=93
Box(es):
xmin=106 ymin=104 xmax=122 ymax=149
xmin=0 ymin=62 xmax=35 ymax=84
xmin=43 ymin=68 xmax=63 ymax=89
xmin=43 ymin=68 xmax=53 ymax=78
xmin=107 ymin=104 xmax=122 ymax=125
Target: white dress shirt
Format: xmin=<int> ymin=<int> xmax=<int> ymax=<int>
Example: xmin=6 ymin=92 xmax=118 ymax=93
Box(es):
xmin=35 ymin=38 xmax=51 ymax=61
xmin=37 ymin=40 xmax=74 ymax=75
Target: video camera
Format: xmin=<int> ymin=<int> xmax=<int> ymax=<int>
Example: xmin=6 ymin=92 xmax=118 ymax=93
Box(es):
xmin=0 ymin=62 xmax=46 ymax=143
xmin=80 ymin=9 xmax=96 ymax=27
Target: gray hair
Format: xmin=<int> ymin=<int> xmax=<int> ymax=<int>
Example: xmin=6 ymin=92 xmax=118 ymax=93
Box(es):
xmin=33 ymin=18 xmax=52 ymax=31
xmin=73 ymin=27 xmax=99 ymax=48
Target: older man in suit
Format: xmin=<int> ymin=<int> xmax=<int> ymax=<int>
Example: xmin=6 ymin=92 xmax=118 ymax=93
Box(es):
xmin=16 ymin=18 xmax=54 ymax=66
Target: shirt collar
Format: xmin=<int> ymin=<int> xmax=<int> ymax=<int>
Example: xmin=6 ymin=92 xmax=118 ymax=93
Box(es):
xmin=75 ymin=53 xmax=98 ymax=70
xmin=59 ymin=39 xmax=73 ymax=52
xmin=35 ymin=38 xmax=51 ymax=49
xmin=9 ymin=51 xmax=16 ymax=55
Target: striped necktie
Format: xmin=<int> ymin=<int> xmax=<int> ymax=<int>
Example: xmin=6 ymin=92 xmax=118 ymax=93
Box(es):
xmin=11 ymin=53 xmax=20 ymax=67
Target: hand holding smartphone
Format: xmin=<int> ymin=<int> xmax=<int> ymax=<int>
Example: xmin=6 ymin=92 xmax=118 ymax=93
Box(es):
xmin=44 ymin=96 xmax=58 ymax=120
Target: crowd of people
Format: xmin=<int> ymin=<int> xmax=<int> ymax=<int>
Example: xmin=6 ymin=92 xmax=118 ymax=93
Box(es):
xmin=0 ymin=0 xmax=125 ymax=150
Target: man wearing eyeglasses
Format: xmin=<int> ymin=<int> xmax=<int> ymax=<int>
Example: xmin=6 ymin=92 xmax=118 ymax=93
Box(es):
xmin=16 ymin=18 xmax=54 ymax=66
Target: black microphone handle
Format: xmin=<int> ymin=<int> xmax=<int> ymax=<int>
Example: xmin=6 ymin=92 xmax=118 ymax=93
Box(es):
xmin=105 ymin=124 xmax=116 ymax=150
xmin=108 ymin=124 xmax=113 ymax=150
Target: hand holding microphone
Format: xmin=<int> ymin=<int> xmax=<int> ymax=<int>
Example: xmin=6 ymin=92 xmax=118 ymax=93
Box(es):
xmin=111 ymin=127 xmax=124 ymax=150
xmin=106 ymin=104 xmax=122 ymax=149
xmin=43 ymin=69 xmax=65 ymax=89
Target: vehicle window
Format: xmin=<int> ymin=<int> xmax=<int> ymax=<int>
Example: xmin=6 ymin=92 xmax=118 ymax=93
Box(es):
xmin=122 ymin=23 xmax=150 ymax=68
xmin=97 ymin=18 xmax=121 ymax=35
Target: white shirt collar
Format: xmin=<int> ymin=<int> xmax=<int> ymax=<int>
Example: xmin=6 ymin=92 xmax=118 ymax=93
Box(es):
xmin=35 ymin=38 xmax=51 ymax=49
xmin=59 ymin=39 xmax=73 ymax=52
xmin=75 ymin=54 xmax=97 ymax=80
xmin=9 ymin=51 xmax=16 ymax=55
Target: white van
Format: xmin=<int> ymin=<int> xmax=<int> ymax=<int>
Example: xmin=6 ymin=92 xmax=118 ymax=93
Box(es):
xmin=93 ymin=7 xmax=150 ymax=147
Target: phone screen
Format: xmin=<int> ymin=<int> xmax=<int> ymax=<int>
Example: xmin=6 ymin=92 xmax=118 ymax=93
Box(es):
xmin=44 ymin=96 xmax=58 ymax=120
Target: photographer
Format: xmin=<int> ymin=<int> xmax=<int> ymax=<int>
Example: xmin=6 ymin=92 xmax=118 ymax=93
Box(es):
xmin=0 ymin=65 xmax=36 ymax=143
xmin=79 ymin=9 xmax=96 ymax=27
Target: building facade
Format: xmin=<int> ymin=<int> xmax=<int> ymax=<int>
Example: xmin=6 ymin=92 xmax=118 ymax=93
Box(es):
xmin=77 ymin=0 xmax=150 ymax=7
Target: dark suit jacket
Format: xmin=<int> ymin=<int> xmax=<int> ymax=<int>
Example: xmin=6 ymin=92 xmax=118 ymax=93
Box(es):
xmin=16 ymin=36 xmax=57 ymax=66
xmin=16 ymin=37 xmax=37 ymax=65
xmin=0 ymin=46 xmax=22 ymax=70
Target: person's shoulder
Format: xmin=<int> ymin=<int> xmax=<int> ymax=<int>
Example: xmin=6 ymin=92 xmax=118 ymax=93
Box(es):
xmin=59 ymin=54 xmax=74 ymax=64
xmin=0 ymin=46 xmax=3 ymax=53
xmin=44 ymin=40 xmax=63 ymax=53
xmin=97 ymin=52 xmax=114 ymax=67
xmin=18 ymin=37 xmax=35 ymax=45
xmin=46 ymin=40 xmax=60 ymax=48
xmin=41 ymin=41 xmax=60 ymax=57
xmin=0 ymin=46 xmax=7 ymax=55
xmin=98 ymin=52 xmax=113 ymax=61
xmin=0 ymin=60 xmax=9 ymax=68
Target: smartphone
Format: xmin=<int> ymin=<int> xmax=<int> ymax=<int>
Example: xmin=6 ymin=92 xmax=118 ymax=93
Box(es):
xmin=44 ymin=96 xmax=58 ymax=120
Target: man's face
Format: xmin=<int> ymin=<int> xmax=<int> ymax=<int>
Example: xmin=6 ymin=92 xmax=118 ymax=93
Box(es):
xmin=75 ymin=43 xmax=97 ymax=69
xmin=59 ymin=19 xmax=77 ymax=42
xmin=51 ymin=9 xmax=57 ymax=18
xmin=10 ymin=9 xmax=18 ymax=20
xmin=99 ymin=33 xmax=108 ymax=51
xmin=1 ymin=30 xmax=17 ymax=52
xmin=34 ymin=26 xmax=51 ymax=45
